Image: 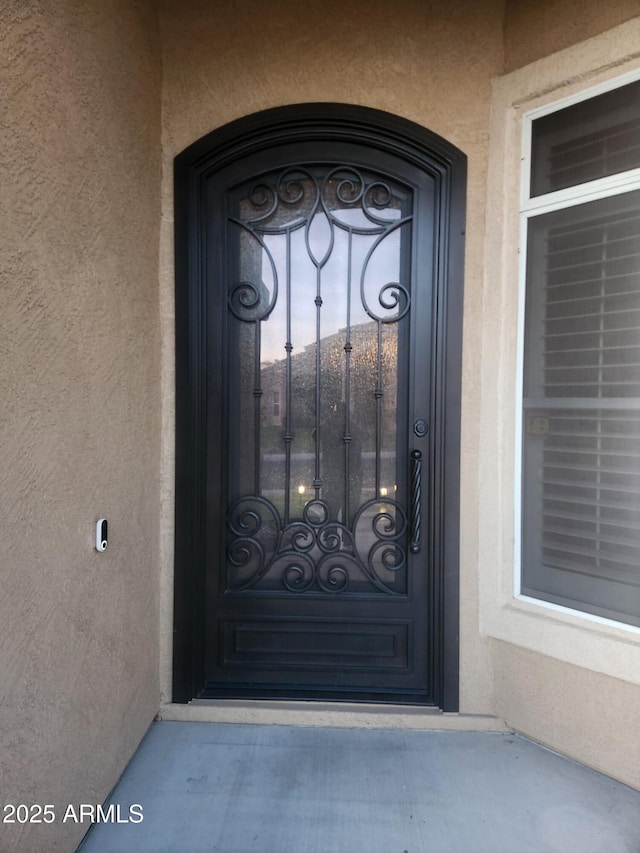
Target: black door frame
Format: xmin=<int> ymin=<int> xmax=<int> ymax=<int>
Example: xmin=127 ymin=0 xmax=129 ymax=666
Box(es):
xmin=173 ymin=103 xmax=466 ymax=710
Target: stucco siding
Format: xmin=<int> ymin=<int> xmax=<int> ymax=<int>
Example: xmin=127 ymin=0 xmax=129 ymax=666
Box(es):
xmin=0 ymin=2 xmax=162 ymax=850
xmin=504 ymin=0 xmax=640 ymax=71
xmin=492 ymin=639 xmax=640 ymax=790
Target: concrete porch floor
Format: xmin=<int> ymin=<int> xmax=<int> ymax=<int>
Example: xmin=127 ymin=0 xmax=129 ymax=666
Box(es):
xmin=79 ymin=721 xmax=640 ymax=853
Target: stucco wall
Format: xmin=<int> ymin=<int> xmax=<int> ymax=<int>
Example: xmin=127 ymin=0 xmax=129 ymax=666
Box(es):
xmin=158 ymin=0 xmax=506 ymax=717
xmin=492 ymin=640 xmax=640 ymax=789
xmin=0 ymin=3 xmax=162 ymax=851
xmin=504 ymin=0 xmax=640 ymax=71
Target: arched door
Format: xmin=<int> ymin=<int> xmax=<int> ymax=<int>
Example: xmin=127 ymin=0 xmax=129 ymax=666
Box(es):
xmin=174 ymin=105 xmax=465 ymax=708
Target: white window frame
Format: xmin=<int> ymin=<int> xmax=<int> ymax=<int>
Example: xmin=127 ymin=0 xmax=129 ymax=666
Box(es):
xmin=514 ymin=67 xmax=640 ymax=634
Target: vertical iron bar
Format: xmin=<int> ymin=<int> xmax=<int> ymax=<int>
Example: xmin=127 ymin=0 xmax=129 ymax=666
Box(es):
xmin=284 ymin=228 xmax=293 ymax=525
xmin=343 ymin=228 xmax=353 ymax=525
xmin=253 ymin=321 xmax=262 ymax=495
xmin=314 ymin=264 xmax=322 ymax=500
xmin=375 ymin=320 xmax=383 ymax=498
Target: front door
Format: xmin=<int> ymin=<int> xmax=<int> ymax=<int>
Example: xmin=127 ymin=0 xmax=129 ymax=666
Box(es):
xmin=173 ymin=106 xmax=465 ymax=708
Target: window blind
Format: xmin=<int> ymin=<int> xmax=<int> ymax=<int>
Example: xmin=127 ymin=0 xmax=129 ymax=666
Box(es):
xmin=530 ymin=79 xmax=640 ymax=196
xmin=522 ymin=191 xmax=640 ymax=625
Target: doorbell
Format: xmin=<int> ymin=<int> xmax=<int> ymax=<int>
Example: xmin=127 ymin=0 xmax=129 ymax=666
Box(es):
xmin=96 ymin=518 xmax=108 ymax=552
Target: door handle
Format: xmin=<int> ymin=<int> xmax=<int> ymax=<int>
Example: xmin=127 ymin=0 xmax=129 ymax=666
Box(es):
xmin=410 ymin=449 xmax=422 ymax=554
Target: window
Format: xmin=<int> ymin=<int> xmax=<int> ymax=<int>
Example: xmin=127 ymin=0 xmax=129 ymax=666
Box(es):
xmin=520 ymin=74 xmax=640 ymax=628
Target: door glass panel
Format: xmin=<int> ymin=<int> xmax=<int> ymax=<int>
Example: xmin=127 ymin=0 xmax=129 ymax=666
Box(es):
xmin=226 ymin=166 xmax=412 ymax=595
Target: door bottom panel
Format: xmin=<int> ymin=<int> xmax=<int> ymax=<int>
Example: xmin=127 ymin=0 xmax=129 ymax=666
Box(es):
xmin=223 ymin=617 xmax=409 ymax=669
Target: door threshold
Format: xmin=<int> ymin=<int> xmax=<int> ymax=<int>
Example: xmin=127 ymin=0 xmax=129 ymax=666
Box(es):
xmin=158 ymin=700 xmax=508 ymax=732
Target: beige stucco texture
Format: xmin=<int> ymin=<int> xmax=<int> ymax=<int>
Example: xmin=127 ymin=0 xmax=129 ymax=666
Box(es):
xmin=0 ymin=2 xmax=162 ymax=851
xmin=504 ymin=0 xmax=640 ymax=71
xmin=492 ymin=640 xmax=640 ymax=789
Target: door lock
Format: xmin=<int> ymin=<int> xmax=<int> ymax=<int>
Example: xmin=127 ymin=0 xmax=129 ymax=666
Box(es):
xmin=413 ymin=419 xmax=428 ymax=438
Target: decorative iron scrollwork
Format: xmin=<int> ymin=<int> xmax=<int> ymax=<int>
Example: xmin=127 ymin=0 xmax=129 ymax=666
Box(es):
xmin=227 ymin=496 xmax=407 ymax=595
xmin=227 ymin=226 xmax=278 ymax=322
xmin=226 ymin=163 xmax=413 ymax=594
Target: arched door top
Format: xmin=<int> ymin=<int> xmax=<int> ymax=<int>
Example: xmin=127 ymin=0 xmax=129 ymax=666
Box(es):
xmin=175 ymin=103 xmax=466 ymax=179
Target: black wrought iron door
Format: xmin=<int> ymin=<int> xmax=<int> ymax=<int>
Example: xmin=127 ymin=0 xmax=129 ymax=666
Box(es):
xmin=174 ymin=106 xmax=465 ymax=708
xmin=205 ymin=150 xmax=433 ymax=700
